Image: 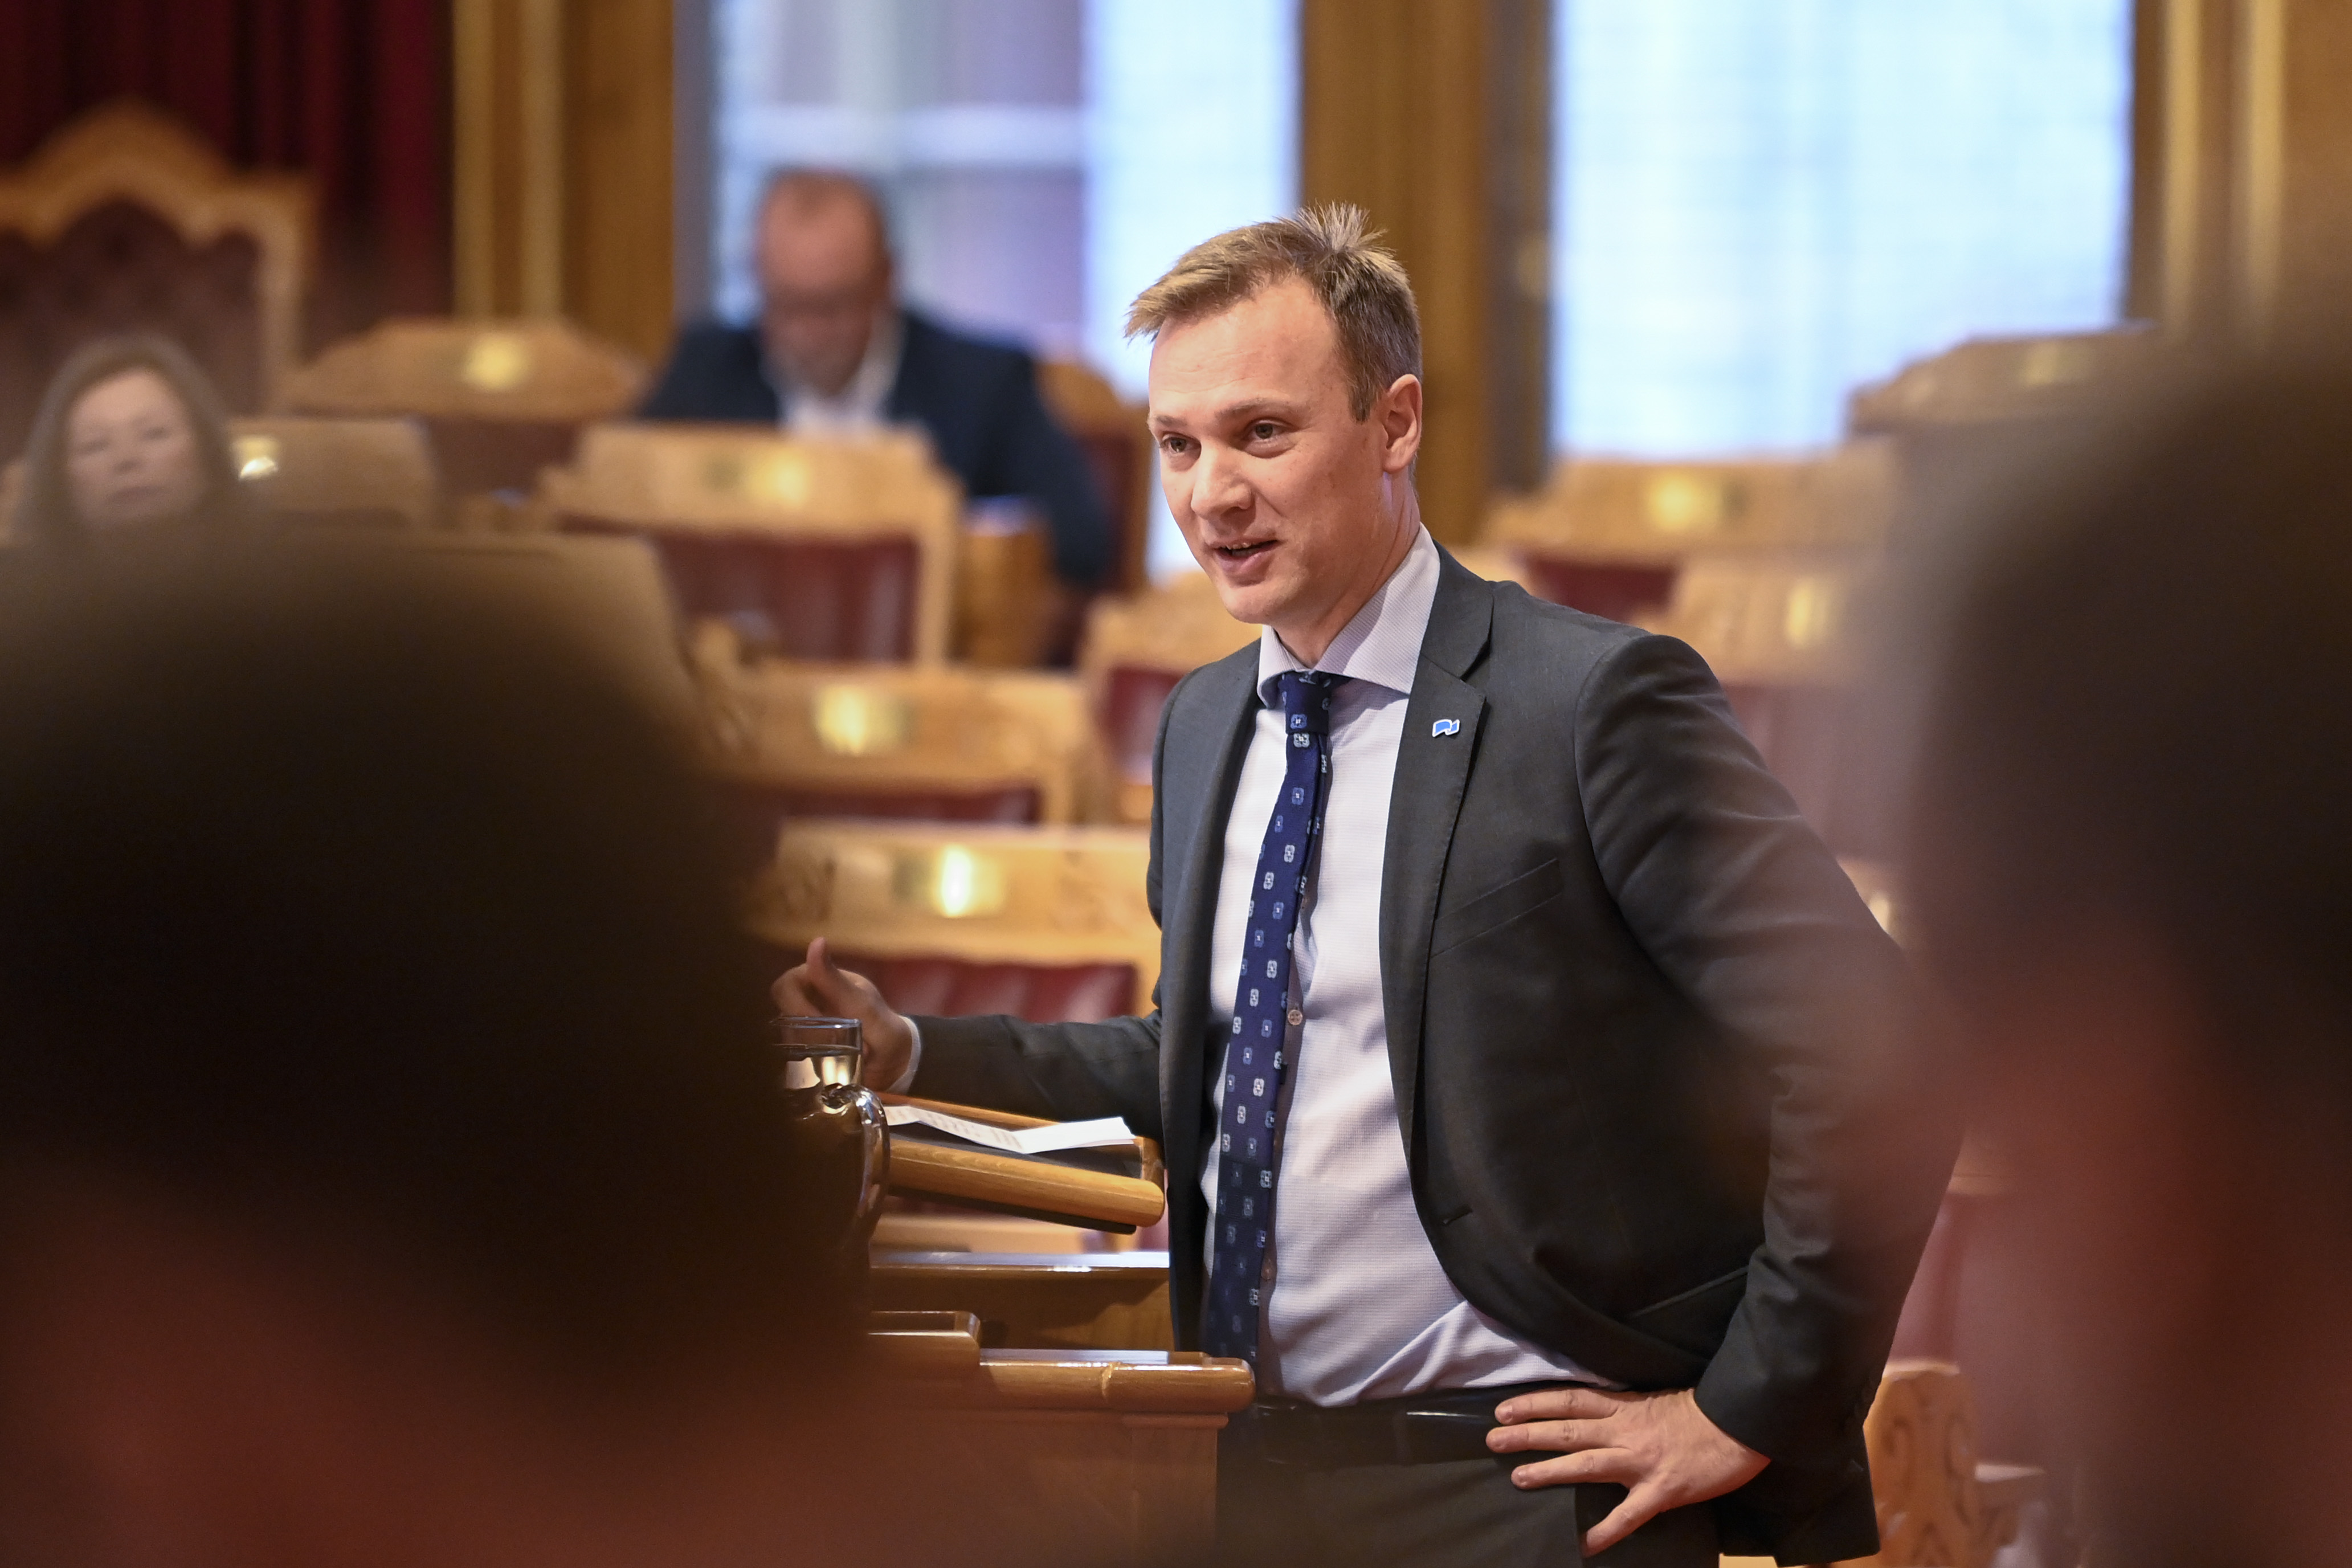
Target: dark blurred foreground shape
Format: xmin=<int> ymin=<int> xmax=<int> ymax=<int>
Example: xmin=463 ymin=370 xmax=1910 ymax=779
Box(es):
xmin=1905 ymin=358 xmax=2352 ymax=1568
xmin=0 ymin=552 xmax=957 ymax=1567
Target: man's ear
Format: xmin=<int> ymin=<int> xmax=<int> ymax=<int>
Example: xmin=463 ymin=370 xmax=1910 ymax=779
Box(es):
xmin=1377 ymin=374 xmax=1423 ymax=475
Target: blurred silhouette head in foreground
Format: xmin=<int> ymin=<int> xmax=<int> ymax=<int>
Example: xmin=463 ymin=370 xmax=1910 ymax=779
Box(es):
xmin=12 ymin=334 xmax=246 ymax=548
xmin=1908 ymin=362 xmax=2352 ymax=1568
xmin=0 ymin=556 xmax=863 ymax=1567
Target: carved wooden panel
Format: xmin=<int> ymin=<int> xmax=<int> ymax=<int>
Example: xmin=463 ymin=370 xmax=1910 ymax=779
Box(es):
xmin=0 ymin=101 xmax=312 ymax=454
xmin=1484 ymin=444 xmax=1897 ymax=561
xmin=276 ymin=317 xmax=646 ymax=495
xmin=1844 ymin=1359 xmax=2044 ymax=1568
xmin=753 ymin=821 xmax=1159 ymax=1012
xmin=1078 ymin=573 xmax=1258 ymax=822
xmin=227 ymin=416 xmax=440 ymax=530
xmin=699 ymin=652 xmax=1109 ymax=826
xmin=542 ymin=423 xmax=963 ymax=662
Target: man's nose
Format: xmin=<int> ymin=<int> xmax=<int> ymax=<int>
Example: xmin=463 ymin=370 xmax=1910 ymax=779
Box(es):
xmin=1187 ymin=443 xmax=1251 ymax=520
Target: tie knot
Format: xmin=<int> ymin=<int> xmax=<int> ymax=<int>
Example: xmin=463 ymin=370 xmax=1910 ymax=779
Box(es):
xmin=1276 ymin=670 xmax=1337 ymax=737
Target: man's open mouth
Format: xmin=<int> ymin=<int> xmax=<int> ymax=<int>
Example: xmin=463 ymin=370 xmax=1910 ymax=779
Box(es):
xmin=1214 ymin=540 xmax=1274 ymax=560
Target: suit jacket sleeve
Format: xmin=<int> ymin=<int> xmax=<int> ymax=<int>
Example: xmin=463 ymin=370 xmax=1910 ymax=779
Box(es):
xmin=900 ymin=672 xmax=1175 ymax=1136
xmin=636 ymin=324 xmax=779 ymax=423
xmin=1575 ymin=633 xmax=1957 ymax=1464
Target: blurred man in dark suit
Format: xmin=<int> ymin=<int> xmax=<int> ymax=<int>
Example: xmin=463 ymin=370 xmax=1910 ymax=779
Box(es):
xmin=641 ymin=169 xmax=1114 ymax=593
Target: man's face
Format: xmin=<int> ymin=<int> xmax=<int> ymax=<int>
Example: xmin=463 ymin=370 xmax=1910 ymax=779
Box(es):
xmin=756 ymin=195 xmax=892 ymax=398
xmin=1148 ymin=278 xmax=1420 ymax=643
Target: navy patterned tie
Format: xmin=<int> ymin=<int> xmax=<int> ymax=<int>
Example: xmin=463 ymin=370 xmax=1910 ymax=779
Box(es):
xmin=1202 ymin=669 xmax=1337 ymax=1367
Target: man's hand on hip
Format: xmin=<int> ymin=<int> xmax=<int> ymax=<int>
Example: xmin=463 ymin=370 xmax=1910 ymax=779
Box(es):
xmin=772 ymin=937 xmax=916 ymax=1089
xmin=1486 ymin=1386 xmax=1768 ymax=1555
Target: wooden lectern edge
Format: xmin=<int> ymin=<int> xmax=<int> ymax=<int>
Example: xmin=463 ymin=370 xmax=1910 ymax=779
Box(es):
xmin=882 ymin=1092 xmax=1050 ymax=1132
xmin=871 ymin=1250 xmax=1171 ymax=1277
xmin=866 ymin=1310 xmax=984 ymax=1377
xmin=886 ymin=1139 xmax=1166 ymax=1230
xmin=879 ymin=1351 xmax=1256 ymax=1415
xmin=883 ymin=1093 xmax=1164 ymax=1183
xmin=884 ymin=1100 xmax=1166 ymax=1212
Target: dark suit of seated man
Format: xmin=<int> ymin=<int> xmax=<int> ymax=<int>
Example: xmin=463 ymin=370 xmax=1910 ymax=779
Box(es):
xmin=781 ymin=207 xmax=1958 ymax=1568
xmin=640 ymin=168 xmax=1114 ymax=593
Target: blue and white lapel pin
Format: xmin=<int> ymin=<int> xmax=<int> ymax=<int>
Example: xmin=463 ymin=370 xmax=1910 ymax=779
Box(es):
xmin=1431 ymin=718 xmax=1461 ymax=737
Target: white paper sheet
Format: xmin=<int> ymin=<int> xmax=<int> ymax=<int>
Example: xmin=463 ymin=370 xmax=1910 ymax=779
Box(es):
xmin=884 ymin=1105 xmax=1136 ymax=1157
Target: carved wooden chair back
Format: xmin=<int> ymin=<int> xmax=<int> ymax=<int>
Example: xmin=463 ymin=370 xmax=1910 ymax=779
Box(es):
xmin=1482 ymin=445 xmax=1896 ymax=623
xmin=1643 ymin=550 xmax=1886 ymax=856
xmin=1076 ymin=572 xmax=1259 ymax=823
xmin=1854 ymin=1361 xmax=2045 ymax=1568
xmin=1848 ymin=329 xmax=2166 ymax=433
xmin=697 ymin=644 xmax=1108 ymax=856
xmin=754 ymin=820 xmax=1159 ymax=1020
xmin=226 ymin=415 xmax=439 ymax=530
xmin=540 ymin=422 xmax=962 ymax=663
xmin=273 ymin=316 xmax=647 ymax=497
xmin=1039 ymin=357 xmax=1153 ymax=594
xmin=0 ymin=101 xmax=312 ymax=458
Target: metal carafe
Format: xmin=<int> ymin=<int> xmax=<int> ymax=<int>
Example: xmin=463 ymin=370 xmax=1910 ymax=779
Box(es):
xmin=777 ymin=1016 xmax=891 ymax=1270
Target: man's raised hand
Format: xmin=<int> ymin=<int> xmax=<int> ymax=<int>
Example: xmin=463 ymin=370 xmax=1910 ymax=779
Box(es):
xmin=772 ymin=937 xmax=917 ymax=1089
xmin=1485 ymin=1386 xmax=1768 ymax=1555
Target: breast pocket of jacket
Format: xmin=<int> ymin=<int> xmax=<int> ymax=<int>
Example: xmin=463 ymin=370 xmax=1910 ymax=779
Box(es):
xmin=1428 ymin=857 xmax=1566 ymax=959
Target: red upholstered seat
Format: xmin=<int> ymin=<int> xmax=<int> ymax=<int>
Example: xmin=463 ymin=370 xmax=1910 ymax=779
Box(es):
xmin=1039 ymin=359 xmax=1152 ymax=594
xmin=1888 ymin=1182 xmax=2047 ymax=1509
xmin=420 ymin=415 xmax=583 ymax=497
xmin=1069 ymin=425 xmax=1148 ymax=590
xmin=560 ymin=518 xmax=921 ymax=662
xmin=1720 ymin=681 xmax=1888 ymax=859
xmin=0 ymin=199 xmax=266 ymax=454
xmin=715 ymin=779 xmax=1043 ymax=876
xmin=842 ymin=953 xmax=1138 ymax=1025
xmin=1518 ymin=556 xmax=1680 ymax=626
xmin=1100 ymin=665 xmax=1185 ymax=794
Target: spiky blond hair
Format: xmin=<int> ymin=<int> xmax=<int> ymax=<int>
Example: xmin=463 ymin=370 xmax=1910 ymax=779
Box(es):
xmin=1125 ymin=204 xmax=1420 ymax=419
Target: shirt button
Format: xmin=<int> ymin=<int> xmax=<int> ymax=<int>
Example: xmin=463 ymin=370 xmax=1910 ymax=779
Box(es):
xmin=1287 ymin=1007 xmax=1304 ymax=1027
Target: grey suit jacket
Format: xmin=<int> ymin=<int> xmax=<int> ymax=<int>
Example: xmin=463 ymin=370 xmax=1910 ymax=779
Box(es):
xmin=913 ymin=549 xmax=1955 ymax=1561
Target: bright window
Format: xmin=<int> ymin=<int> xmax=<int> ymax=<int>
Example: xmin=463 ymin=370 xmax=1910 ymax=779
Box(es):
xmin=711 ymin=0 xmax=1298 ymax=575
xmin=1553 ymin=0 xmax=2135 ymax=454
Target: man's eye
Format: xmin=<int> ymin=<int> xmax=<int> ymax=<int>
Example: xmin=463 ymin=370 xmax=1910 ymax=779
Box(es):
xmin=1159 ymin=435 xmax=1191 ymax=456
xmin=1250 ymin=422 xmax=1281 ymax=442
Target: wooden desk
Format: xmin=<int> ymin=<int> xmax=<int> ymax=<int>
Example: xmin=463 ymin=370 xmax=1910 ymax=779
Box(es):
xmin=873 ymin=1250 xmax=1174 ymax=1352
xmin=880 ymin=1339 xmax=1251 ymax=1568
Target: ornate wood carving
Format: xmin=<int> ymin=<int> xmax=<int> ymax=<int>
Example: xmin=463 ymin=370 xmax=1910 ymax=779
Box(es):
xmin=753 ymin=820 xmax=1159 ymax=1012
xmin=0 ymin=100 xmax=313 ymax=403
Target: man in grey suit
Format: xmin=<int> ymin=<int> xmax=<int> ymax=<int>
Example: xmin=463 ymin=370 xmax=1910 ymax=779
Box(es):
xmin=781 ymin=207 xmax=1953 ymax=1567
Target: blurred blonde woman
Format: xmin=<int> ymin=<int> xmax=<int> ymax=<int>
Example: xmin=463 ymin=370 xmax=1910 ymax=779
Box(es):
xmin=10 ymin=334 xmax=246 ymax=549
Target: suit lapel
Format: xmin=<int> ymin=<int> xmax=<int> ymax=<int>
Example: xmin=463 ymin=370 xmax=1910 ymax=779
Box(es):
xmin=1379 ymin=553 xmax=1494 ymax=1152
xmin=1155 ymin=651 xmax=1261 ymax=1219
xmin=884 ymin=311 xmax=928 ymax=426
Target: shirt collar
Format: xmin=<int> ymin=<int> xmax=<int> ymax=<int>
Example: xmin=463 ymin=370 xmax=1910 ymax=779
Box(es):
xmin=1255 ymin=525 xmax=1439 ymax=701
xmin=777 ymin=308 xmax=904 ymax=424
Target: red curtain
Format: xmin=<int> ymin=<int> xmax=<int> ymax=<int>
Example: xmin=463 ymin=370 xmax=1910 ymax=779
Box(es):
xmin=0 ymin=0 xmax=450 ymax=346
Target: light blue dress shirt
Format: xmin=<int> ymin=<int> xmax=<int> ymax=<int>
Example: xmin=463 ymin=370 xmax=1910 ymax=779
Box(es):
xmin=1202 ymin=528 xmax=1607 ymax=1405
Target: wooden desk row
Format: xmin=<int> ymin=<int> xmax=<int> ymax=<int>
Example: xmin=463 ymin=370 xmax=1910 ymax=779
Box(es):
xmin=869 ymin=1303 xmax=1247 ymax=1567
